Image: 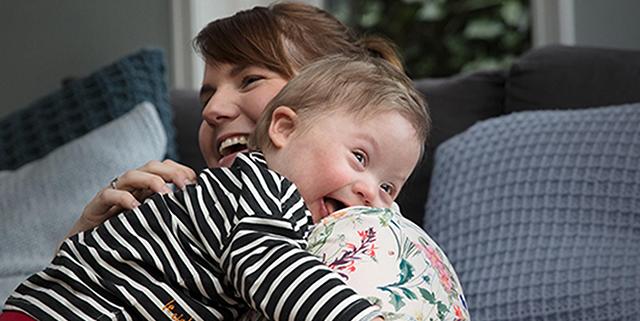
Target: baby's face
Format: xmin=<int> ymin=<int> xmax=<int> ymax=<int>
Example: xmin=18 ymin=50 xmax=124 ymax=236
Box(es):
xmin=266 ymin=107 xmax=421 ymax=223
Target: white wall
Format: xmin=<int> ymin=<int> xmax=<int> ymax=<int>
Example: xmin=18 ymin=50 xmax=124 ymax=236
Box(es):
xmin=532 ymin=0 xmax=640 ymax=50
xmin=573 ymin=0 xmax=640 ymax=50
xmin=0 ymin=1 xmax=172 ymax=118
xmin=0 ymin=0 xmax=324 ymax=119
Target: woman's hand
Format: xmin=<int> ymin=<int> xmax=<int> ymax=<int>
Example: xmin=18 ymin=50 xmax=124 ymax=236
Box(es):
xmin=65 ymin=159 xmax=197 ymax=238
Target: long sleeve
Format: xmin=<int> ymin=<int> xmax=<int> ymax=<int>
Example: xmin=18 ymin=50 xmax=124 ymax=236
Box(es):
xmin=5 ymin=180 xmax=243 ymax=320
xmin=186 ymin=153 xmax=381 ymax=320
xmin=4 ymin=152 xmax=380 ymax=321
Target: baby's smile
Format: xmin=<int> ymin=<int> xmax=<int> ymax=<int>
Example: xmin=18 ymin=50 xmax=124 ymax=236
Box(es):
xmin=323 ymin=197 xmax=347 ymax=215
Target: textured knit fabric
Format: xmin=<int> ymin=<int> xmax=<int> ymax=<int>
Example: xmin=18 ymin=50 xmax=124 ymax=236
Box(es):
xmin=425 ymin=103 xmax=640 ymax=321
xmin=4 ymin=152 xmax=380 ymax=321
xmin=398 ymin=70 xmax=506 ymax=228
xmin=0 ymin=102 xmax=167 ymax=303
xmin=0 ymin=48 xmax=175 ymax=170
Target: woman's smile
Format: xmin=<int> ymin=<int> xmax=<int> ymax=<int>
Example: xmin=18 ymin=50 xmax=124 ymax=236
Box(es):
xmin=198 ymin=63 xmax=288 ymax=168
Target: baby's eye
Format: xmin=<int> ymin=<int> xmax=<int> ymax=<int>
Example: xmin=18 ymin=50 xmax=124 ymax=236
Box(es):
xmin=380 ymin=183 xmax=394 ymax=195
xmin=353 ymin=150 xmax=367 ymax=166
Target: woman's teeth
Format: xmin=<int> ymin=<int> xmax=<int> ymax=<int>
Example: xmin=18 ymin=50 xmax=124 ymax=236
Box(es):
xmin=219 ymin=136 xmax=248 ymax=156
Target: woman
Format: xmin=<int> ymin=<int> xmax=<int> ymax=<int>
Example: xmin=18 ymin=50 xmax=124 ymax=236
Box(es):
xmin=67 ymin=3 xmax=401 ymax=236
xmin=63 ymin=3 xmax=468 ymax=320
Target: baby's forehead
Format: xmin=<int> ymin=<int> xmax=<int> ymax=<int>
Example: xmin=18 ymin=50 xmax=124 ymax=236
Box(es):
xmin=302 ymin=106 xmax=419 ymax=147
xmin=300 ymin=103 xmax=401 ymax=122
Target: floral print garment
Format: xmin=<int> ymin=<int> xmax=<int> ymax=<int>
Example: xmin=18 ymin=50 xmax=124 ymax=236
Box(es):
xmin=239 ymin=206 xmax=469 ymax=321
xmin=308 ymin=206 xmax=469 ymax=321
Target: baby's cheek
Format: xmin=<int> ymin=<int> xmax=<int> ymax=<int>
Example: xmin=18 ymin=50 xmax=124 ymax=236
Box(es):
xmin=322 ymin=166 xmax=353 ymax=187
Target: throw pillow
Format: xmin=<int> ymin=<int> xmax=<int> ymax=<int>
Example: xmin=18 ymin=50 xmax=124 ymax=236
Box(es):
xmin=0 ymin=102 xmax=167 ymax=303
xmin=425 ymin=103 xmax=640 ymax=321
xmin=0 ymin=48 xmax=175 ymax=170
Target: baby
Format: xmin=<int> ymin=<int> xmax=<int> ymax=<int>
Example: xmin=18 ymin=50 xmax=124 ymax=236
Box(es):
xmin=4 ymin=55 xmax=436 ymax=320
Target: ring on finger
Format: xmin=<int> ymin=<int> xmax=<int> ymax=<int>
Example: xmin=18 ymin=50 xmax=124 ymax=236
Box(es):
xmin=109 ymin=177 xmax=119 ymax=190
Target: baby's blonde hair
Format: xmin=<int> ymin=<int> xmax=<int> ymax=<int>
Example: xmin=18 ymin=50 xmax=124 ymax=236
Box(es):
xmin=250 ymin=54 xmax=430 ymax=156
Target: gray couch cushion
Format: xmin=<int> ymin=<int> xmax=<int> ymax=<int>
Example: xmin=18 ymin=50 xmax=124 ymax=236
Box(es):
xmin=398 ymin=70 xmax=506 ymax=226
xmin=505 ymin=45 xmax=640 ymax=112
xmin=425 ymin=103 xmax=640 ymax=321
xmin=170 ymin=89 xmax=207 ymax=172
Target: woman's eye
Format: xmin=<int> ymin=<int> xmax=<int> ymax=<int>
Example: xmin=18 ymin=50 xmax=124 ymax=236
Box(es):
xmin=380 ymin=183 xmax=394 ymax=195
xmin=241 ymin=75 xmax=263 ymax=88
xmin=200 ymin=96 xmax=212 ymax=110
xmin=199 ymin=89 xmax=215 ymax=110
xmin=353 ymin=151 xmax=367 ymax=166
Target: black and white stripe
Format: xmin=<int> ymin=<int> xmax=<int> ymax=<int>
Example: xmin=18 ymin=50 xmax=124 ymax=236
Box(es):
xmin=5 ymin=152 xmax=380 ymax=320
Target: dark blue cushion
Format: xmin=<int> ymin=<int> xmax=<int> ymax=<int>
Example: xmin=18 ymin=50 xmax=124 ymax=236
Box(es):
xmin=425 ymin=103 xmax=640 ymax=321
xmin=0 ymin=49 xmax=176 ymax=170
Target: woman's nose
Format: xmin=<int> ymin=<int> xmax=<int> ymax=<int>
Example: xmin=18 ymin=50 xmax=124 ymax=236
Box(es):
xmin=201 ymin=91 xmax=240 ymax=126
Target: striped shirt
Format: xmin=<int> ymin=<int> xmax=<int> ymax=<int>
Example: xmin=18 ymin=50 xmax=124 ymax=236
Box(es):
xmin=5 ymin=152 xmax=381 ymax=321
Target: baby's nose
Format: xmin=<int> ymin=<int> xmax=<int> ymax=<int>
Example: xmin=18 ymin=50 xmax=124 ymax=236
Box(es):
xmin=352 ymin=181 xmax=382 ymax=207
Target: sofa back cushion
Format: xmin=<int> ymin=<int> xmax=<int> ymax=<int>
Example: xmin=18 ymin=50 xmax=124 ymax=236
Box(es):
xmin=505 ymin=45 xmax=640 ymax=112
xmin=425 ymin=103 xmax=640 ymax=321
xmin=397 ymin=70 xmax=506 ymax=226
xmin=170 ymin=89 xmax=207 ymax=172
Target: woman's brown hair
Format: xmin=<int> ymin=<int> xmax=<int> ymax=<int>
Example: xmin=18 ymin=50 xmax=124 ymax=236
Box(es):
xmin=193 ymin=2 xmax=403 ymax=79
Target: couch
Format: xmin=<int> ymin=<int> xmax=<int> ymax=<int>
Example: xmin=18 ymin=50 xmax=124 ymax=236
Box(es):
xmin=1 ymin=45 xmax=639 ymax=320
xmin=414 ymin=45 xmax=640 ymax=321
xmin=172 ymin=45 xmax=640 ymax=320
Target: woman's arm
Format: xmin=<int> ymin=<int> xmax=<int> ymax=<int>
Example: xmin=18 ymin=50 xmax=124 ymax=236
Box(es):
xmin=64 ymin=159 xmax=196 ymax=238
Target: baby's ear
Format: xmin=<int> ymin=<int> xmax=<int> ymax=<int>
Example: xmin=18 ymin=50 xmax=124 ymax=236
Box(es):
xmin=268 ymin=106 xmax=298 ymax=148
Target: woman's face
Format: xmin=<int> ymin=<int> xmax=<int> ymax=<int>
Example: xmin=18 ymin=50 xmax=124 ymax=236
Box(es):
xmin=198 ymin=63 xmax=289 ymax=168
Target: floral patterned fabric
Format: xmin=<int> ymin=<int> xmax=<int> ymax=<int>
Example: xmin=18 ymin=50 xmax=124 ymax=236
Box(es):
xmin=308 ymin=206 xmax=469 ymax=321
xmin=240 ymin=206 xmax=469 ymax=321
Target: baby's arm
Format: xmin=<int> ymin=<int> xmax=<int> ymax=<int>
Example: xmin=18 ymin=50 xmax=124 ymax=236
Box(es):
xmin=189 ymin=156 xmax=382 ymax=321
xmin=6 ymin=188 xmax=240 ymax=320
